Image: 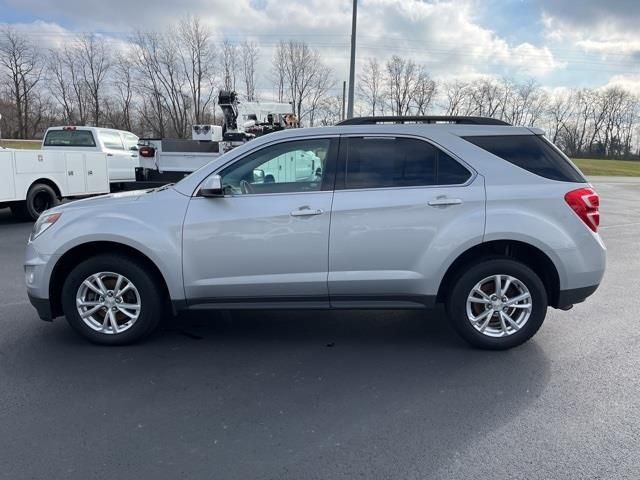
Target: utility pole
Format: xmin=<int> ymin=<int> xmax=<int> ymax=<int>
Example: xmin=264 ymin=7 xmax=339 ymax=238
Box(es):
xmin=346 ymin=0 xmax=357 ymax=119
xmin=342 ymin=81 xmax=346 ymax=120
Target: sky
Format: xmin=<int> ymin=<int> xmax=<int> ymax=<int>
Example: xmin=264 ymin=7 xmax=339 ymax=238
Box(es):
xmin=1 ymin=0 xmax=639 ymax=96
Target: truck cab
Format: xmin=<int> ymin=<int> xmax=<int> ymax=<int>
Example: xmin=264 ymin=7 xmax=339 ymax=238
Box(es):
xmin=42 ymin=126 xmax=139 ymax=183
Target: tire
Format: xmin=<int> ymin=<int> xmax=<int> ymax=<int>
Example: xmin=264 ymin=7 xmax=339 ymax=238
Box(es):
xmin=12 ymin=183 xmax=60 ymax=221
xmin=61 ymin=254 xmax=163 ymax=345
xmin=446 ymin=257 xmax=548 ymax=350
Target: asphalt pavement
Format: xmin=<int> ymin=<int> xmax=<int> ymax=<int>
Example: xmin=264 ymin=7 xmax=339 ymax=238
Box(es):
xmin=0 ymin=180 xmax=638 ymax=479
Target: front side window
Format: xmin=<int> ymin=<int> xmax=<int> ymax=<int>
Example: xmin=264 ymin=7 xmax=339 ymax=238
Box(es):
xmin=99 ymin=131 xmax=125 ymax=150
xmin=344 ymin=137 xmax=471 ymax=189
xmin=44 ymin=130 xmax=96 ymax=147
xmin=221 ymin=138 xmax=331 ymax=195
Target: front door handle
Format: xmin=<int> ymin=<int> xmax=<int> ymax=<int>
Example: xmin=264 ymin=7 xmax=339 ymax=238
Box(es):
xmin=428 ymin=197 xmax=463 ymax=207
xmin=290 ymin=206 xmax=324 ymax=217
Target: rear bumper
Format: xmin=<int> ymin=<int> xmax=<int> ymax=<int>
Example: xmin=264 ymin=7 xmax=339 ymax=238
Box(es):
xmin=556 ymin=284 xmax=599 ymax=308
xmin=28 ymin=292 xmax=53 ymax=321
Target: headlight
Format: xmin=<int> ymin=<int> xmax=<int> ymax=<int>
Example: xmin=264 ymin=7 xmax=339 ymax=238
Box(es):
xmin=30 ymin=212 xmax=62 ymax=241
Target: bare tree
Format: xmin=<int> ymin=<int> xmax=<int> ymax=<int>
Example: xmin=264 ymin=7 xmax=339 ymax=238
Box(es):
xmin=47 ymin=49 xmax=76 ymax=123
xmin=547 ymin=90 xmax=574 ymax=144
xmin=305 ymin=64 xmax=334 ymax=127
xmin=0 ymin=26 xmax=43 ymax=138
xmin=63 ymin=45 xmax=90 ymax=126
xmin=220 ymin=39 xmax=238 ymax=92
xmin=442 ymin=80 xmax=471 ymax=115
xmin=133 ymin=31 xmax=190 ymax=137
xmin=77 ymin=34 xmax=111 ymax=126
xmin=274 ymin=40 xmax=333 ymax=126
xmin=111 ymin=54 xmax=135 ymax=131
xmin=501 ymin=79 xmax=547 ymax=127
xmin=240 ymin=40 xmax=259 ymax=102
xmin=315 ymin=94 xmax=344 ymax=126
xmin=271 ymin=42 xmax=287 ymax=102
xmin=412 ymin=68 xmax=437 ymax=114
xmin=357 ymin=57 xmax=384 ymax=115
xmin=467 ymin=79 xmax=505 ymax=118
xmin=385 ymin=55 xmax=417 ymax=115
xmin=178 ymin=16 xmax=216 ymax=124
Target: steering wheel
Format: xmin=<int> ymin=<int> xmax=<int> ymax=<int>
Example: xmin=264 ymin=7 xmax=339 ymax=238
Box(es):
xmin=239 ymin=179 xmax=254 ymax=194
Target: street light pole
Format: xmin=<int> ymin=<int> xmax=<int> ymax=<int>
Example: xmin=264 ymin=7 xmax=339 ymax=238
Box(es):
xmin=346 ymin=0 xmax=357 ymax=119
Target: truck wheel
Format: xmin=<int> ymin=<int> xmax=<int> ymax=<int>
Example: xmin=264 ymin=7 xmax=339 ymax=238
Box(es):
xmin=61 ymin=254 xmax=163 ymax=345
xmin=12 ymin=183 xmax=59 ymax=221
xmin=446 ymin=258 xmax=548 ymax=350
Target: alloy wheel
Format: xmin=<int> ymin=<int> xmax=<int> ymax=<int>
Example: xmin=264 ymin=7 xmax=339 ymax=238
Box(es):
xmin=75 ymin=272 xmax=142 ymax=335
xmin=465 ymin=274 xmax=532 ymax=338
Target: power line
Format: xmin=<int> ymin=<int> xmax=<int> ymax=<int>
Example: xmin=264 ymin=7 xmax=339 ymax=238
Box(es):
xmin=4 ymin=30 xmax=640 ymax=74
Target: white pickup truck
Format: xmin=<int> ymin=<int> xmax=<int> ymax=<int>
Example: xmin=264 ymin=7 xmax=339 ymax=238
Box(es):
xmin=0 ymin=126 xmax=140 ymax=220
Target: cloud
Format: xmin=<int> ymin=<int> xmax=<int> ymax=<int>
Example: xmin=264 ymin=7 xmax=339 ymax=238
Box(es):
xmin=539 ymin=0 xmax=640 ymax=59
xmin=535 ymin=0 xmax=640 ymax=31
xmin=604 ymin=74 xmax=640 ymax=95
xmin=1 ymin=0 xmax=562 ymax=83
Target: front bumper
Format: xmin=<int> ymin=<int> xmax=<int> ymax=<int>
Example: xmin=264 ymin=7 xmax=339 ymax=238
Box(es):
xmin=27 ymin=292 xmax=53 ymax=321
xmin=24 ymin=241 xmax=59 ymax=321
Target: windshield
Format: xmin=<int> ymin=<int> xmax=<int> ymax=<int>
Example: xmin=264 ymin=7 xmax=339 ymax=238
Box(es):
xmin=44 ymin=129 xmax=96 ymax=147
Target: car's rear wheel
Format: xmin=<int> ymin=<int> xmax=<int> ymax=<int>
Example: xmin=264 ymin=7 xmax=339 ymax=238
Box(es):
xmin=446 ymin=258 xmax=547 ymax=350
xmin=61 ymin=254 xmax=163 ymax=345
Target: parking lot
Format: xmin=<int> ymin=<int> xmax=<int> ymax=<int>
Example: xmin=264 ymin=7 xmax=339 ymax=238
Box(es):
xmin=0 ymin=179 xmax=638 ymax=480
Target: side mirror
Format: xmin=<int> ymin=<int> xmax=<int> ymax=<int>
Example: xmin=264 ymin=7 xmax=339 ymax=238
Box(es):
xmin=200 ymin=175 xmax=224 ymax=197
xmin=130 ymin=145 xmax=139 ymax=151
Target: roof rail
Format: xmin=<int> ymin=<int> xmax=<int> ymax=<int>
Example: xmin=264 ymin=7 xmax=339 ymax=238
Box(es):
xmin=336 ymin=116 xmax=510 ymax=126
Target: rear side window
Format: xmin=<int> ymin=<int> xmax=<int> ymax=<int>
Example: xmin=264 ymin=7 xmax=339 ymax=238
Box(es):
xmin=344 ymin=137 xmax=471 ymax=189
xmin=463 ymin=135 xmax=585 ymax=183
xmin=44 ymin=130 xmax=96 ymax=147
xmin=122 ymin=133 xmax=139 ymax=150
xmin=99 ymin=131 xmax=125 ymax=150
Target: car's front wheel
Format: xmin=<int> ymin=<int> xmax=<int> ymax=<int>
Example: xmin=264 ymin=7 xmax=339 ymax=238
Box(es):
xmin=61 ymin=254 xmax=163 ymax=345
xmin=446 ymin=258 xmax=548 ymax=350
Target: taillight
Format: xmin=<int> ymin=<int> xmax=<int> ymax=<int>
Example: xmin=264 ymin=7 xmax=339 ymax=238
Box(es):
xmin=138 ymin=146 xmax=155 ymax=158
xmin=564 ymin=187 xmax=600 ymax=232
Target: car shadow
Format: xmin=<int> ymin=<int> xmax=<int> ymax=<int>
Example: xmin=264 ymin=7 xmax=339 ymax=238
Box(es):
xmin=2 ymin=306 xmax=551 ymax=479
xmin=0 ymin=207 xmax=33 ymax=226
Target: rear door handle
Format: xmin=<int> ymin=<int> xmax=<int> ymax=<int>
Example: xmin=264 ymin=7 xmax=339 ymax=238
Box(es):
xmin=428 ymin=197 xmax=463 ymax=207
xmin=290 ymin=207 xmax=324 ymax=217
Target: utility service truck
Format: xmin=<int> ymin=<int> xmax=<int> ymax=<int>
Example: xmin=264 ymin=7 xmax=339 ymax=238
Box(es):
xmin=0 ymin=126 xmax=140 ymax=220
xmin=136 ymin=91 xmax=297 ymax=183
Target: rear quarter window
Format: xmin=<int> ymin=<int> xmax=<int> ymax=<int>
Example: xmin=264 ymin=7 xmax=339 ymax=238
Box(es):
xmin=462 ymin=134 xmax=586 ymax=183
xmin=44 ymin=130 xmax=96 ymax=147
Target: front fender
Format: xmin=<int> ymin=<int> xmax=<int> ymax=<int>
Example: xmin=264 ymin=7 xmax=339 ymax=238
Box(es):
xmin=34 ymin=189 xmax=190 ymax=301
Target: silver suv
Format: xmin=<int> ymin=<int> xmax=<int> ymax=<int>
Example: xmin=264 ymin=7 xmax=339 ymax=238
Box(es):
xmin=24 ymin=116 xmax=606 ymax=349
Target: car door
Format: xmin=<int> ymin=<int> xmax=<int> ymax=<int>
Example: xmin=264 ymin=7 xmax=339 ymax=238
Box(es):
xmin=98 ymin=130 xmax=135 ymax=182
xmin=182 ymin=136 xmax=338 ymax=306
xmin=328 ymin=135 xmax=485 ymax=307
